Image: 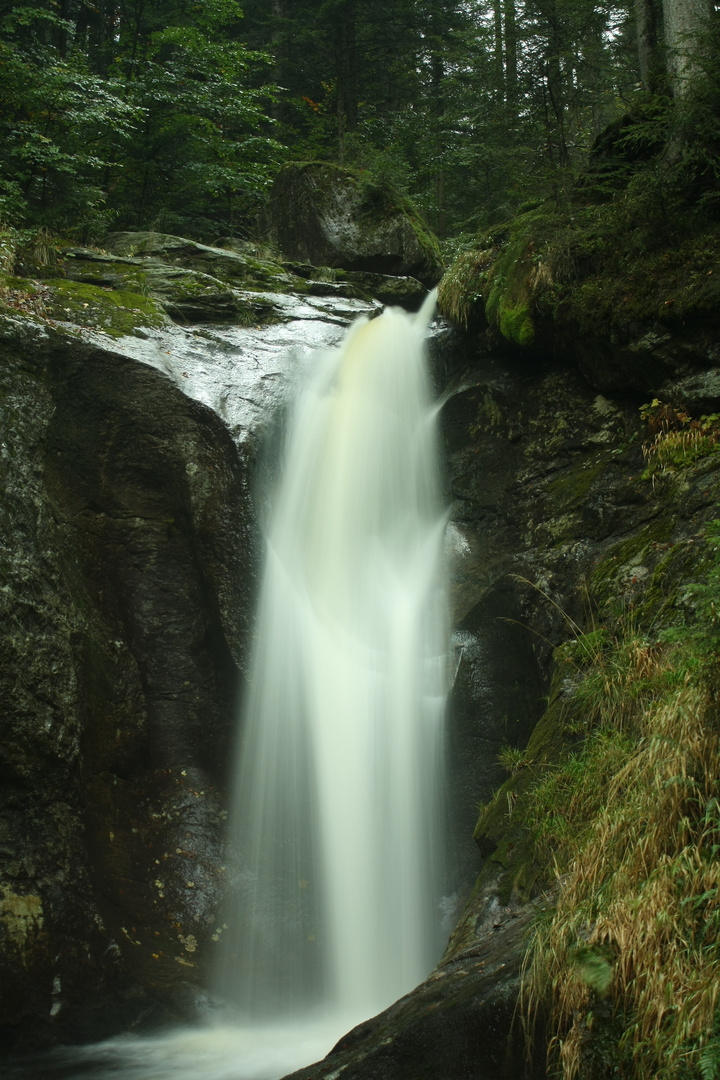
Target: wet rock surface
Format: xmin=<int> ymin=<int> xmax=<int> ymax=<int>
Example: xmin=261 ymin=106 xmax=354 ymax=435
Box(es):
xmin=285 ymin=902 xmax=547 ymax=1080
xmin=0 ymin=278 xmax=383 ymax=1049
xmin=0 ymin=316 xmax=249 ymax=1047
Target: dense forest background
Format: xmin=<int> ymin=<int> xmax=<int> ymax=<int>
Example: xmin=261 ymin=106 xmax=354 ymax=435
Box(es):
xmin=0 ymin=0 xmax=718 ymax=251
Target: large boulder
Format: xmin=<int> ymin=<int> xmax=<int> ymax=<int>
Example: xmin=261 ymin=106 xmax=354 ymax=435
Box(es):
xmin=268 ymin=162 xmax=444 ymax=286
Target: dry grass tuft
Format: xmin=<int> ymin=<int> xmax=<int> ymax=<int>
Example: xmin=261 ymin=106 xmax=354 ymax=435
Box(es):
xmin=524 ymin=600 xmax=720 ymax=1079
xmin=437 ymin=246 xmax=495 ymax=327
xmin=640 ymin=399 xmax=720 ymax=483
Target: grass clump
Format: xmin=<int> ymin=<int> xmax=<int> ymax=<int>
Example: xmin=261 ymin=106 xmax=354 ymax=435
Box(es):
xmin=523 ymin=521 xmax=720 ymax=1079
xmin=640 ymin=399 xmax=720 ymax=482
xmin=437 ymin=244 xmax=495 ymax=328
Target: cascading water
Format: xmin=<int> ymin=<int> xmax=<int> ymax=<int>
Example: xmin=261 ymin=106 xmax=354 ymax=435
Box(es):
xmin=5 ymin=293 xmax=449 ymax=1080
xmin=217 ymin=290 xmax=449 ymax=1031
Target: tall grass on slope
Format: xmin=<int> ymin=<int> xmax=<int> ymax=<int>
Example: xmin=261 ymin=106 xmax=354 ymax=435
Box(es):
xmin=524 ymin=630 xmax=720 ymax=1079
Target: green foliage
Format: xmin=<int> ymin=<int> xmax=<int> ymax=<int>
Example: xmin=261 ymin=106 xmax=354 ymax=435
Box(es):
xmin=497 ymin=743 xmax=532 ymax=776
xmin=0 ymin=6 xmax=138 ymax=230
xmin=572 ymin=945 xmax=613 ymax=998
xmin=639 ymin=400 xmax=720 ymax=481
xmin=236 ymin=0 xmax=638 ymax=239
xmin=0 ymin=0 xmax=284 ymax=241
xmin=523 ymin=518 xmax=720 ymax=1079
xmin=700 ymin=1029 xmax=720 ymax=1080
xmin=111 ymin=3 xmax=284 ymax=237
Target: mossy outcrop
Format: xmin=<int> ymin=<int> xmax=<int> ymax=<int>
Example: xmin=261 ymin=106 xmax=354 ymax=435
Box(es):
xmin=56 ymin=249 xmax=281 ymax=326
xmin=439 ymin=205 xmax=720 ymax=397
xmin=268 ymin=161 xmax=444 ymax=286
xmin=103 ymin=232 xmax=304 ymax=295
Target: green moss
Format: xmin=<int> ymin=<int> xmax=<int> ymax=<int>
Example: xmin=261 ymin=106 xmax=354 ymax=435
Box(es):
xmin=482 ymin=216 xmax=539 ymax=348
xmin=499 ymin=302 xmax=534 ymax=347
xmin=44 ymin=278 xmax=166 ymax=337
xmin=548 ymin=457 xmax=606 ymax=509
xmin=471 ymin=656 xmax=574 ymax=912
xmin=439 ymin=194 xmax=720 ymax=353
xmin=441 ymin=209 xmax=545 ymax=348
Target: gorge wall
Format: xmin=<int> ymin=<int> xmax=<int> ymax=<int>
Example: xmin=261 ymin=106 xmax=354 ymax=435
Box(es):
xmin=1 ymin=221 xmax=719 ymax=1078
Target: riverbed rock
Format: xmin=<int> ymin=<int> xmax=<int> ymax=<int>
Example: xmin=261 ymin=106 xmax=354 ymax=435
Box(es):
xmin=268 ymin=162 xmax=444 ymax=286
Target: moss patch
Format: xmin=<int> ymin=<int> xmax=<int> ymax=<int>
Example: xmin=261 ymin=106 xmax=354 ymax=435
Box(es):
xmin=43 ymin=278 xmax=167 ymax=337
xmin=438 ymin=196 xmax=720 ymax=358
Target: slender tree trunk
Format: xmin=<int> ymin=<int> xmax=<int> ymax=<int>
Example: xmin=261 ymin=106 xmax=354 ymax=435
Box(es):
xmin=492 ymin=0 xmax=504 ymax=101
xmin=436 ymin=168 xmax=447 ymax=240
xmin=502 ymin=0 xmax=518 ymax=113
xmin=334 ymin=0 xmax=358 ymax=159
xmin=430 ymin=12 xmax=447 ymax=238
xmin=635 ymin=0 xmax=663 ymax=91
xmin=544 ymin=0 xmax=569 ymax=166
xmin=270 ymin=0 xmax=288 ymax=124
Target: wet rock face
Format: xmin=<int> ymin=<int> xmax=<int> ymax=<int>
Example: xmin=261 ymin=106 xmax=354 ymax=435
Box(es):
xmin=268 ymin=162 xmax=444 ymax=286
xmin=285 ymin=903 xmax=547 ymax=1080
xmin=0 ymin=277 xmax=388 ymax=1049
xmin=441 ymin=359 xmax=639 ymax=901
xmin=0 ymin=319 xmax=251 ymax=1048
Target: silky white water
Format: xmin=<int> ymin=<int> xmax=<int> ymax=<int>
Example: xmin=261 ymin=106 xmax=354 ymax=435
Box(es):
xmin=217 ymin=290 xmax=449 ymax=1030
xmin=9 ymin=295 xmax=449 ymax=1080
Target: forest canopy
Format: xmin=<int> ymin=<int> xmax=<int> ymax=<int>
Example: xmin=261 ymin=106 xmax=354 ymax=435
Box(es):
xmin=0 ymin=0 xmax=718 ymax=245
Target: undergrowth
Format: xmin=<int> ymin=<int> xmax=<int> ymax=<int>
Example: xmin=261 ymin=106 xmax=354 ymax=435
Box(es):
xmin=523 ymin=518 xmax=720 ymax=1079
xmin=640 ymin=399 xmax=720 ymax=482
xmin=437 ymin=82 xmax=720 ymax=347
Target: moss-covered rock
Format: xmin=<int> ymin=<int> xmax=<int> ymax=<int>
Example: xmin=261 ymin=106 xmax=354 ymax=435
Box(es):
xmin=102 ymin=231 xmax=306 ymax=295
xmin=268 ymin=161 xmax=444 ymax=286
xmin=56 ymin=249 xmax=281 ymax=325
xmin=438 ymin=205 xmax=720 ymax=396
xmin=42 ymin=276 xmax=168 ymax=337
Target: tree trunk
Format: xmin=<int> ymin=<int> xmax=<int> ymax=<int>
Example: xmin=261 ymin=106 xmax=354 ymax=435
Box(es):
xmin=635 ymin=0 xmax=663 ymax=91
xmin=663 ymin=0 xmax=713 ymax=93
xmin=335 ymin=0 xmax=358 ymax=158
xmin=492 ymin=0 xmax=504 ymax=101
xmin=502 ymin=0 xmax=518 ymax=112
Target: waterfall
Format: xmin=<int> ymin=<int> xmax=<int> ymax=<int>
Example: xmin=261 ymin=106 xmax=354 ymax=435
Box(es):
xmin=217 ymin=290 xmax=449 ymax=1026
xmin=3 ymin=295 xmax=449 ymax=1080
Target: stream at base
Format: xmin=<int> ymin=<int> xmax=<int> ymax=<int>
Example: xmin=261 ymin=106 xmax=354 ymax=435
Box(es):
xmin=5 ymin=1019 xmax=356 ymax=1080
